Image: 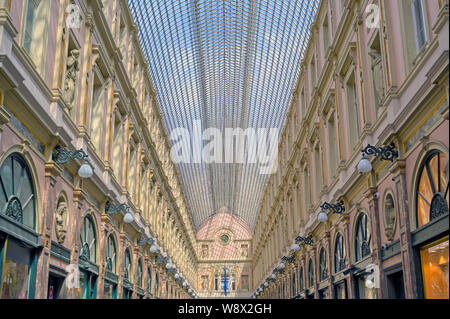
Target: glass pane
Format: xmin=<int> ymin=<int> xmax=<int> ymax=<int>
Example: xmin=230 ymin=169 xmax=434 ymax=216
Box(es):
xmin=0 ymin=158 xmax=13 ymax=200
xmin=0 ymin=239 xmax=32 ymax=299
xmin=74 ymin=271 xmax=86 ymax=299
xmin=420 ymin=237 xmax=449 ymax=299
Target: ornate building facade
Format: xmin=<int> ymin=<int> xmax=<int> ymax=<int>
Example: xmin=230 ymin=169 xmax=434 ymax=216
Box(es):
xmin=252 ymin=0 xmax=449 ymax=299
xmin=0 ymin=0 xmax=448 ymax=301
xmin=0 ymin=0 xmax=198 ymax=299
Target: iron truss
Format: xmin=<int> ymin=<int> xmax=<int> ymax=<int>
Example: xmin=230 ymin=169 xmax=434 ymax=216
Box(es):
xmin=128 ymin=0 xmax=319 ymax=230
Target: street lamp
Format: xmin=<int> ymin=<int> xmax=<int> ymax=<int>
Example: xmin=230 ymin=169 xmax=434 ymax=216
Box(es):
xmin=271 ymin=273 xmax=276 ymax=280
xmin=105 ymin=201 xmax=134 ymax=224
xmin=54 ymin=146 xmax=93 ymax=178
xmin=358 ymin=143 xmax=398 ymax=173
xmin=264 ymin=282 xmax=269 ymax=287
xmin=291 ymin=243 xmax=300 ymax=251
xmin=318 ymin=201 xmax=345 ymax=223
xmin=166 ymin=262 xmax=173 ymax=270
xmin=278 ymin=262 xmax=285 ymax=269
xmin=150 ymin=244 xmax=159 ymax=253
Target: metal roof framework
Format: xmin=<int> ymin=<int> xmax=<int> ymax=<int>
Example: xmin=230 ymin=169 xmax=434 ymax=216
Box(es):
xmin=129 ymin=0 xmax=319 ymax=231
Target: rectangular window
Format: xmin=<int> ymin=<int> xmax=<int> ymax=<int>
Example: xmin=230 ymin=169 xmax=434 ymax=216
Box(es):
xmin=411 ymin=0 xmax=427 ymax=51
xmin=323 ymin=15 xmax=330 ymax=54
xmin=23 ymin=0 xmax=37 ymax=55
xmin=310 ymin=60 xmax=316 ymax=90
xmin=327 ymin=114 xmax=337 ymax=177
xmin=346 ymin=73 xmax=360 ymax=149
xmin=90 ymin=76 xmax=104 ymax=151
xmin=314 ymin=146 xmax=322 ymax=201
xmin=420 ymin=237 xmax=449 ymax=299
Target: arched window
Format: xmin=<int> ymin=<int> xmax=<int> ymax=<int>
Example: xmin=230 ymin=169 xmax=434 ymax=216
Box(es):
xmin=334 ymin=233 xmax=346 ymax=273
xmin=355 ymin=213 xmax=371 ymax=261
xmin=155 ymin=272 xmax=159 ymax=298
xmin=147 ymin=267 xmax=152 ymax=294
xmin=137 ymin=260 xmax=143 ymax=288
xmin=299 ymin=267 xmax=304 ymax=292
xmin=416 ymin=150 xmax=449 ymax=227
xmin=124 ymin=248 xmax=132 ymax=281
xmin=80 ymin=215 xmax=97 ymax=263
xmin=308 ymin=259 xmax=314 ymax=288
xmin=292 ymin=273 xmax=296 ymax=296
xmin=106 ymin=235 xmax=117 ymax=274
xmin=319 ymin=248 xmax=328 ymax=281
xmin=0 ymin=153 xmax=36 ymax=229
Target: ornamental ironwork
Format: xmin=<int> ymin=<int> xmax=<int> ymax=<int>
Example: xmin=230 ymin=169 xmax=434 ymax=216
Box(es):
xmin=5 ymin=196 xmax=23 ymax=224
xmin=430 ymin=193 xmax=449 ymax=221
xmin=79 ymin=242 xmax=90 ymax=261
xmin=320 ymin=201 xmax=345 ymax=214
xmin=281 ymin=256 xmax=296 ymax=264
xmin=138 ymin=236 xmax=155 ymax=247
xmin=361 ymin=143 xmax=399 ymax=162
xmin=295 ymin=235 xmax=313 ymax=246
xmin=54 ymin=146 xmax=89 ymax=165
xmin=105 ymin=258 xmax=113 ymax=272
xmin=105 ymin=201 xmax=131 ymax=216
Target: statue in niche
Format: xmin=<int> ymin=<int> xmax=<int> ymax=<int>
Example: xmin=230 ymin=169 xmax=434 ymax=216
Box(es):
xmin=63 ymin=49 xmax=80 ymax=111
xmin=369 ymin=49 xmax=385 ymax=107
xmin=201 ymin=275 xmax=209 ymax=290
xmin=240 ymin=245 xmax=248 ymax=258
xmin=55 ymin=201 xmax=68 ymax=244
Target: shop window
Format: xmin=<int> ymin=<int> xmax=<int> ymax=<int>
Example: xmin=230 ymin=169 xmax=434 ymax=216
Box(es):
xmin=0 ymin=153 xmax=36 ymax=229
xmin=416 ymin=150 xmax=449 ymax=227
xmin=334 ymin=233 xmax=346 ymax=273
xmin=355 ymin=213 xmax=371 ymax=262
xmin=0 ymin=237 xmax=33 ymax=299
xmin=420 ymin=237 xmax=449 ymax=299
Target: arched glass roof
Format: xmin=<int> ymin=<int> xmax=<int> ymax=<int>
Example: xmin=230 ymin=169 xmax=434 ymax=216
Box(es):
xmin=129 ymin=0 xmax=319 ymax=230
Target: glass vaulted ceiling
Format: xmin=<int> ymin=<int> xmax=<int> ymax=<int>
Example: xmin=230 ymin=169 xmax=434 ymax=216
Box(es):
xmin=129 ymin=0 xmax=319 ymax=231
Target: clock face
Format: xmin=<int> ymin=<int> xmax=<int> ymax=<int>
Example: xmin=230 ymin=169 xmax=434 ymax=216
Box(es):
xmin=219 ymin=234 xmax=230 ymax=245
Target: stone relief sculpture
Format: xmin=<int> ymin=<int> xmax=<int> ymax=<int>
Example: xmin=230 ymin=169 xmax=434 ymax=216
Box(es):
xmin=201 ymin=275 xmax=209 ymax=290
xmin=55 ymin=200 xmax=68 ymax=244
xmin=63 ymin=49 xmax=80 ymax=111
xmin=369 ymin=49 xmax=385 ymax=106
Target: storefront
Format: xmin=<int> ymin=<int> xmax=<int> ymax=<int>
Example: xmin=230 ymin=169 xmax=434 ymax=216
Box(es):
xmin=413 ymin=150 xmax=449 ymax=299
xmin=0 ymin=153 xmax=41 ymax=299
